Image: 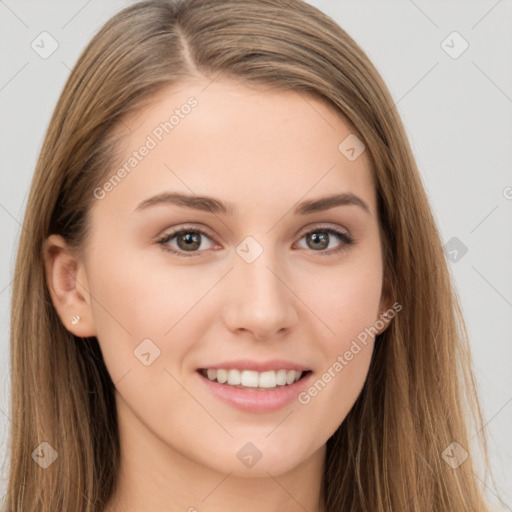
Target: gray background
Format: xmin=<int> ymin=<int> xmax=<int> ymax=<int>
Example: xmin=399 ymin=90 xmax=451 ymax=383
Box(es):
xmin=1 ymin=0 xmax=511 ymax=508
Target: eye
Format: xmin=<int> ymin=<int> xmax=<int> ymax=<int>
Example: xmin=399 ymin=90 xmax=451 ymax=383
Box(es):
xmin=295 ymin=226 xmax=354 ymax=256
xmin=157 ymin=227 xmax=216 ymax=257
xmin=157 ymin=224 xmax=355 ymax=257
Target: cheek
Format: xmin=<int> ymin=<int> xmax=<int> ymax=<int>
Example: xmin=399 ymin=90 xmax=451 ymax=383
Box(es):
xmin=330 ymin=274 xmax=382 ymax=343
xmin=303 ymin=253 xmax=383 ymax=345
xmin=295 ymin=252 xmax=381 ymax=421
xmin=85 ymin=244 xmax=225 ymax=383
xmin=300 ymin=343 xmax=374 ymax=441
xmin=297 ymin=295 xmax=377 ymax=436
xmin=87 ymin=243 xmax=211 ymax=338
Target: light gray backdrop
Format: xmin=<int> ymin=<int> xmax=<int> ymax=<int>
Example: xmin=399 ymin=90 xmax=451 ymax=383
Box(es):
xmin=1 ymin=0 xmax=511 ymax=508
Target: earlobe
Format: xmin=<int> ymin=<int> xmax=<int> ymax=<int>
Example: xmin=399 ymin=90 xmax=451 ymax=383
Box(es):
xmin=376 ymin=310 xmax=392 ymax=336
xmin=375 ymin=279 xmax=395 ymax=336
xmin=43 ymin=234 xmax=97 ymax=337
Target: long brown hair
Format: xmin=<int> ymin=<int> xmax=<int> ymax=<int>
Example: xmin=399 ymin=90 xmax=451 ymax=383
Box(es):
xmin=4 ymin=0 xmax=501 ymax=510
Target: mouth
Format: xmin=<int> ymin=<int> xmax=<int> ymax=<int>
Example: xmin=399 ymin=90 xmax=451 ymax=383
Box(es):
xmin=197 ymin=368 xmax=313 ymax=391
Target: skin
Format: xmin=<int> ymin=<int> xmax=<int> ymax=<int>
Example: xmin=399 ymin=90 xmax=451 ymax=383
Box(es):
xmin=44 ymin=77 xmax=391 ymax=512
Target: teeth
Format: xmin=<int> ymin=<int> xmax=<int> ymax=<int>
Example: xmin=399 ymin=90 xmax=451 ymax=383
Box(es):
xmin=259 ymin=371 xmax=276 ymax=388
xmin=227 ymin=369 xmax=241 ymax=385
xmin=241 ymin=370 xmax=259 ymax=387
xmin=276 ymin=369 xmax=287 ymax=385
xmin=202 ymin=368 xmax=304 ymax=389
xmin=217 ymin=369 xmax=228 ymax=384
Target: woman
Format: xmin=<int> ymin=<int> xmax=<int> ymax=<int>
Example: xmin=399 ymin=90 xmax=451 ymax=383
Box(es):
xmin=4 ymin=0 xmax=500 ymax=510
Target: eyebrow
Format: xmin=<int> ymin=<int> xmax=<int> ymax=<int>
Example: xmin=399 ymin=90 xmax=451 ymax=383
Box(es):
xmin=134 ymin=191 xmax=371 ymax=216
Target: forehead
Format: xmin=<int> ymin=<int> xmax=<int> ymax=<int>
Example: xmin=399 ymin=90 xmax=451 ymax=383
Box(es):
xmin=95 ymin=78 xmax=376 ymax=219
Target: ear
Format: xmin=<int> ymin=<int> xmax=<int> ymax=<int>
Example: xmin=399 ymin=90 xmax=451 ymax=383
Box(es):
xmin=374 ymin=274 xmax=396 ymax=336
xmin=43 ymin=234 xmax=97 ymax=337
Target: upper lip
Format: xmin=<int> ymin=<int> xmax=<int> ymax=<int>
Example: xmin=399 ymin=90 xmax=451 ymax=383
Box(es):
xmin=198 ymin=359 xmax=311 ymax=372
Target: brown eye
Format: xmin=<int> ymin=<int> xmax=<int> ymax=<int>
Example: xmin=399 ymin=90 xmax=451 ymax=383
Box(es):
xmin=158 ymin=228 xmax=216 ymax=257
xmin=157 ymin=225 xmax=354 ymax=258
xmin=305 ymin=231 xmax=330 ymax=250
xmin=296 ymin=227 xmax=354 ymax=256
xmin=176 ymin=231 xmax=202 ymax=251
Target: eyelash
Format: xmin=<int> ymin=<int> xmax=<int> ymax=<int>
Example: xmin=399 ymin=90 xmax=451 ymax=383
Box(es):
xmin=156 ymin=224 xmax=355 ymax=258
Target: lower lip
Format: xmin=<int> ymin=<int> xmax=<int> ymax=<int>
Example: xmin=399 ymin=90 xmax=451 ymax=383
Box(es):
xmin=197 ymin=371 xmax=313 ymax=413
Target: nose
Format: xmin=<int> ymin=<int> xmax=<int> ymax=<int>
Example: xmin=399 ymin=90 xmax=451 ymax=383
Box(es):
xmin=222 ymin=249 xmax=298 ymax=341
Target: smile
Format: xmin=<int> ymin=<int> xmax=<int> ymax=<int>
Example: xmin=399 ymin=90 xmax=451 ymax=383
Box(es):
xmin=199 ymin=368 xmax=309 ymax=390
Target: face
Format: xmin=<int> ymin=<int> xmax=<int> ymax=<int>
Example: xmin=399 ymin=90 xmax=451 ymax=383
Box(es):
xmin=65 ymin=78 xmax=389 ymax=478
